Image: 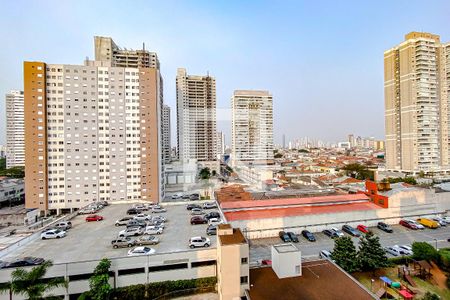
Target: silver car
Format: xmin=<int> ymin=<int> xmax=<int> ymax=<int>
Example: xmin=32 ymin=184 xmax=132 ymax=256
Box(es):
xmin=135 ymin=235 xmax=160 ymax=246
xmin=119 ymin=227 xmax=144 ymax=237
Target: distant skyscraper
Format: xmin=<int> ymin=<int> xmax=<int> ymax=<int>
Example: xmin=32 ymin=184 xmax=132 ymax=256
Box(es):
xmin=24 ymin=60 xmax=163 ymax=213
xmin=162 ymin=105 xmax=171 ymax=163
xmin=282 ymin=134 xmax=286 ymax=149
xmin=217 ymin=131 xmax=225 ymax=159
xmin=94 ymin=36 xmax=160 ymax=69
xmin=231 ymin=90 xmax=274 ymax=164
xmin=5 ymin=90 xmax=25 ymax=168
xmin=385 ymin=32 xmax=450 ymax=173
xmin=176 ymin=68 xmax=217 ymax=163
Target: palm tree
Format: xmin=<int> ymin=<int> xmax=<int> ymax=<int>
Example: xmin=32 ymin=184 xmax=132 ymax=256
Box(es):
xmin=0 ymin=260 xmax=67 ymax=300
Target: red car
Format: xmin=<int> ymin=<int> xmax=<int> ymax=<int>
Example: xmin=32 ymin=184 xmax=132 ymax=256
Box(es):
xmin=190 ymin=216 xmax=207 ymax=225
xmin=86 ymin=215 xmax=104 ymax=222
xmin=357 ymin=224 xmax=369 ymax=233
xmin=399 ymin=219 xmax=418 ymax=230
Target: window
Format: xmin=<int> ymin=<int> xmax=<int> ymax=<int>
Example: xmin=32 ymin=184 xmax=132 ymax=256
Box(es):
xmin=295 ymin=265 xmax=301 ymax=274
xmin=191 ymin=260 xmax=216 ymax=268
xmin=241 ymin=257 xmax=248 ymax=264
xmin=240 ymin=276 xmax=248 ymax=285
xmin=148 ymin=263 xmax=188 ymax=272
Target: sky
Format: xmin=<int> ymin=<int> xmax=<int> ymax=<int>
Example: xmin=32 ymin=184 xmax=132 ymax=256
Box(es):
xmin=1 ymin=0 xmax=449 ymax=146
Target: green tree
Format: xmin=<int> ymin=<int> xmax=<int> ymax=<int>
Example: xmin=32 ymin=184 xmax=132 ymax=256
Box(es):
xmin=341 ymin=163 xmax=373 ymax=180
xmin=0 ymin=158 xmax=6 ymax=170
xmin=0 ymin=166 xmax=25 ymax=178
xmin=357 ymin=232 xmax=389 ymax=271
xmin=87 ymin=258 xmax=112 ymax=300
xmin=0 ymin=260 xmax=67 ymax=300
xmin=199 ymin=167 xmax=211 ymax=180
xmin=274 ymin=153 xmax=283 ymax=159
xmin=298 ymin=149 xmax=309 ymax=153
xmin=412 ymin=242 xmax=438 ymax=261
xmin=420 ymin=291 xmax=440 ymax=300
xmin=332 ymin=236 xmax=359 ymax=273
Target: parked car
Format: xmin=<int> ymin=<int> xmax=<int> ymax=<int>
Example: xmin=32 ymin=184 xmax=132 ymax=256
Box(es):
xmin=417 ymin=218 xmax=440 ymax=229
xmin=330 ymin=227 xmax=344 ymax=237
xmin=432 ymin=217 xmax=447 ymax=227
xmin=377 ymin=222 xmax=393 ymax=233
xmin=356 ymin=224 xmax=370 ymax=234
xmin=135 ymin=235 xmax=160 ymax=246
xmin=301 ymin=230 xmax=316 ymax=242
xmin=54 ymin=221 xmax=72 ymax=231
xmin=409 ymin=219 xmax=425 ymax=229
xmin=441 ymin=216 xmax=450 ymax=223
xmin=132 ymin=204 xmax=147 ymax=211
xmin=133 ymin=214 xmax=152 ymax=221
xmin=206 ymin=225 xmax=217 ymax=236
xmin=119 ymin=227 xmax=144 ymax=237
xmin=127 ymin=246 xmax=156 ymax=256
xmin=208 ymin=218 xmax=222 ymax=226
xmin=86 ymin=215 xmax=104 ymax=222
xmin=115 ymin=217 xmax=134 ymax=226
xmin=287 ymin=232 xmax=299 ymax=243
xmin=171 ymin=193 xmax=183 ymax=199
xmin=1 ymin=257 xmax=45 ymax=269
xmin=319 ymin=250 xmax=332 ymax=259
xmin=187 ymin=204 xmax=202 ymax=210
xmin=78 ymin=208 xmax=96 ymax=215
xmin=191 ymin=208 xmax=204 ymax=215
xmin=342 ymin=225 xmax=360 ymax=237
xmin=144 ymin=226 xmax=163 ymax=235
xmin=399 ymin=219 xmax=419 ymax=230
xmin=182 ymin=194 xmax=191 ymax=199
xmin=323 ymin=229 xmax=339 ymax=239
xmin=204 ymin=211 xmax=220 ymax=220
xmin=99 ymin=200 xmax=109 ymax=206
xmin=279 ymin=231 xmax=291 ymax=242
xmin=149 ymin=221 xmax=165 ymax=229
xmin=203 ymin=202 xmax=217 ymax=209
xmin=190 ymin=216 xmax=207 ymax=225
xmin=41 ymin=229 xmax=66 ymax=239
xmin=189 ymin=236 xmax=211 ymax=248
xmin=127 ymin=208 xmax=140 ymax=215
xmin=152 ymin=216 xmax=167 ymax=223
xmin=152 ymin=207 xmax=166 ymax=214
xmin=385 ymin=246 xmax=403 ymax=256
xmin=111 ymin=237 xmax=136 ymax=249
xmin=398 ymin=245 xmax=413 ymax=256
xmin=126 ymin=219 xmax=146 ymax=228
xmin=190 ymin=194 xmax=200 ymax=200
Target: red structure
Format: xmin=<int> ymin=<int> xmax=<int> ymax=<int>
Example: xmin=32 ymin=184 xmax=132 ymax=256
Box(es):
xmin=363 ymin=180 xmax=389 ymax=208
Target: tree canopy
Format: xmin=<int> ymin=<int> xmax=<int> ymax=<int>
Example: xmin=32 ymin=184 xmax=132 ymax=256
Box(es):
xmin=412 ymin=242 xmax=438 ymax=261
xmin=332 ymin=236 xmax=359 ymax=273
xmin=357 ymin=232 xmax=389 ymax=271
xmin=199 ymin=167 xmax=211 ymax=180
xmin=341 ymin=163 xmax=374 ymax=180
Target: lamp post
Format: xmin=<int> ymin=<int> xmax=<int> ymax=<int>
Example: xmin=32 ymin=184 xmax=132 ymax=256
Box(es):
xmin=434 ymin=238 xmax=438 ymax=250
xmin=371 ymin=279 xmax=375 ymax=292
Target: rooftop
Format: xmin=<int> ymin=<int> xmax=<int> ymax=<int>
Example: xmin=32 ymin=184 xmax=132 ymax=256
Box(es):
xmin=248 ymin=260 xmax=375 ymax=300
xmin=218 ymin=228 xmax=247 ymax=246
xmin=273 ymin=243 xmax=298 ymax=254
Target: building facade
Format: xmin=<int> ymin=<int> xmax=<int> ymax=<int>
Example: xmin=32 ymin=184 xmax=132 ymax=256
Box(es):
xmin=162 ymin=105 xmax=171 ymax=163
xmin=5 ymin=90 xmax=25 ymax=168
xmin=176 ymin=68 xmax=217 ymax=163
xmin=24 ymin=61 xmax=163 ymax=213
xmin=217 ymin=131 xmax=225 ymax=160
xmin=231 ymin=90 xmax=274 ymax=165
xmin=385 ymin=32 xmax=450 ymax=173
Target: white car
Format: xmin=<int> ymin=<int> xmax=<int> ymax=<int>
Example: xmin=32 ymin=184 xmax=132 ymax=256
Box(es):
xmin=398 ymin=245 xmax=413 ymax=256
xmin=145 ymin=226 xmax=163 ymax=235
xmin=119 ymin=227 xmax=144 ymax=237
xmin=191 ymin=208 xmax=204 ymax=215
xmin=385 ymin=246 xmax=403 ymax=256
xmin=203 ymin=202 xmax=217 ymax=209
xmin=78 ymin=208 xmax=96 ymax=215
xmin=115 ymin=217 xmax=134 ymax=226
xmin=127 ymin=246 xmax=156 ymax=256
xmin=331 ymin=227 xmax=344 ymax=237
xmin=133 ymin=214 xmax=152 ymax=221
xmin=152 ymin=216 xmax=166 ymax=223
xmin=433 ymin=217 xmax=448 ymax=226
xmin=189 ymin=236 xmax=211 ymax=248
xmin=41 ymin=229 xmax=66 ymax=240
xmin=441 ymin=216 xmax=450 ymax=223
xmin=149 ymin=221 xmax=165 ymax=229
xmin=319 ymin=250 xmax=332 ymax=259
xmin=171 ymin=193 xmax=183 ymax=199
xmin=208 ymin=218 xmax=222 ymax=226
xmin=152 ymin=207 xmax=166 ymax=213
xmin=132 ymin=204 xmax=146 ymax=211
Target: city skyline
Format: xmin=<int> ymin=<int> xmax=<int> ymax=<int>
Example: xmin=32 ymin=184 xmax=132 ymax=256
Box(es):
xmin=1 ymin=1 xmax=450 ymax=146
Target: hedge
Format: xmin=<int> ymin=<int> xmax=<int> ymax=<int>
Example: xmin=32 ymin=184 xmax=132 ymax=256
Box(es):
xmin=110 ymin=277 xmax=217 ymax=300
xmin=388 ymin=255 xmax=413 ymax=266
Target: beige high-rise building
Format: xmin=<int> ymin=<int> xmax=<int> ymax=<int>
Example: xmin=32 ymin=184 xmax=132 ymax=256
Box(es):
xmin=5 ymin=90 xmax=25 ymax=168
xmin=384 ymin=32 xmax=450 ymax=173
xmin=231 ymin=90 xmax=274 ymax=165
xmin=162 ymin=105 xmax=171 ymax=163
xmin=176 ymin=68 xmax=217 ymax=163
xmin=24 ymin=60 xmax=163 ymax=214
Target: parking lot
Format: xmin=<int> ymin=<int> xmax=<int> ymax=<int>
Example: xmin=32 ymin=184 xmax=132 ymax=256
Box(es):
xmin=250 ymin=224 xmax=450 ymax=262
xmin=3 ymin=203 xmax=217 ymax=263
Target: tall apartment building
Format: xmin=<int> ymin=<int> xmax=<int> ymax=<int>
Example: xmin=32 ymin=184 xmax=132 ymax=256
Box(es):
xmin=217 ymin=131 xmax=225 ymax=159
xmin=5 ymin=91 xmax=25 ymax=168
xmin=231 ymin=90 xmax=274 ymax=165
xmin=384 ymin=32 xmax=450 ymax=173
xmin=94 ymin=36 xmax=160 ymax=69
xmin=24 ymin=60 xmax=163 ymax=213
xmin=176 ymin=68 xmax=217 ymax=164
xmin=162 ymin=105 xmax=171 ymax=163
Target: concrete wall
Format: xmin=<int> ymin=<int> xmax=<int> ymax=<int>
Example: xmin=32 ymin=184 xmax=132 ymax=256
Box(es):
xmin=0 ymin=248 xmax=217 ymax=299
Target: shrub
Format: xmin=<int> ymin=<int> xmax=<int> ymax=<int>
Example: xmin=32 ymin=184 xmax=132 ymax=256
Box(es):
xmin=388 ymin=255 xmax=413 ymax=266
xmin=438 ymin=248 xmax=450 ymax=271
xmin=412 ymin=242 xmax=438 ymax=262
